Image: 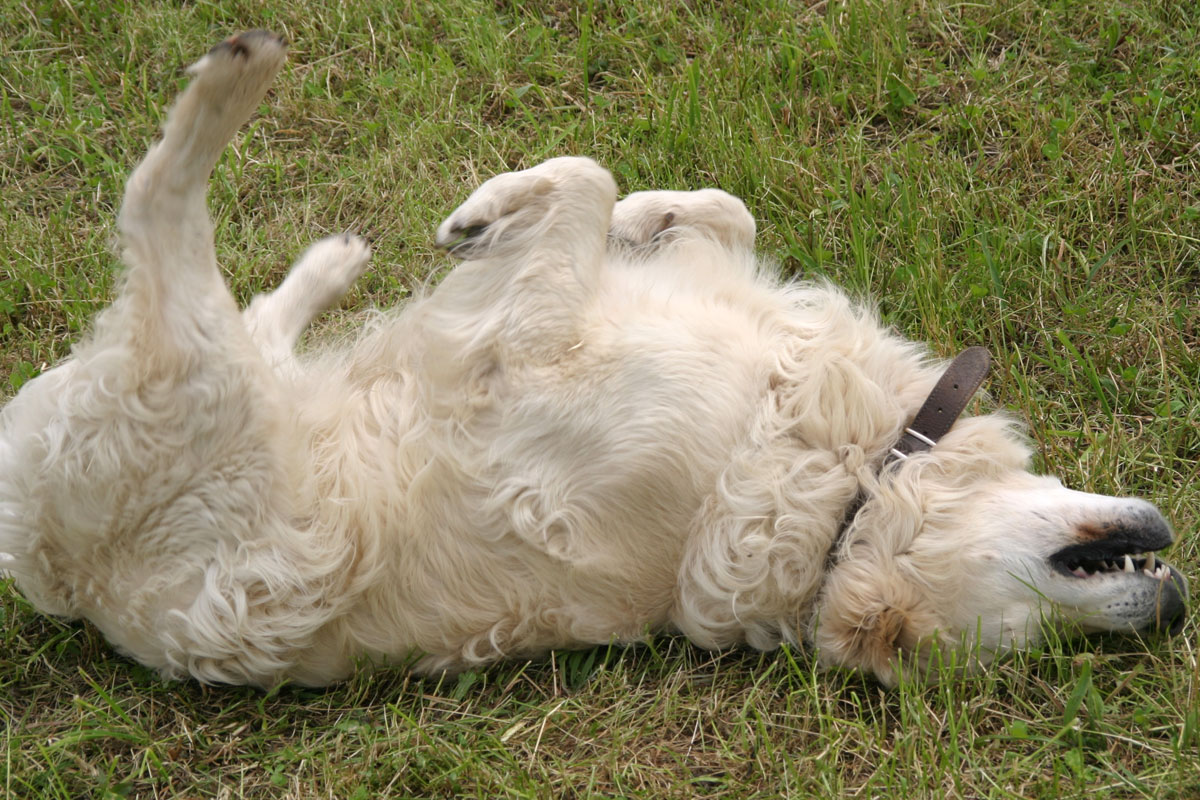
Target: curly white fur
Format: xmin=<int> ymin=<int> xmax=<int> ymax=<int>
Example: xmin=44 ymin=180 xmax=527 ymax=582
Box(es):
xmin=0 ymin=32 xmax=1186 ymax=688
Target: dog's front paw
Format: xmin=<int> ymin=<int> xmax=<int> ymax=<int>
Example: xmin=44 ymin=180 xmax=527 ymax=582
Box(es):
xmin=435 ymin=171 xmax=555 ymax=258
xmin=609 ymin=189 xmax=755 ymax=252
xmin=435 ymin=157 xmax=615 ymax=259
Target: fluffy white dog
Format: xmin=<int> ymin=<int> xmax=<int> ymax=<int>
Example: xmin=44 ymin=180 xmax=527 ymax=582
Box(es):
xmin=0 ymin=32 xmax=1188 ymax=688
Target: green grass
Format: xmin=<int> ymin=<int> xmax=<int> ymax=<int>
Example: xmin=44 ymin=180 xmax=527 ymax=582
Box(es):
xmin=2 ymin=0 xmax=1198 ymax=797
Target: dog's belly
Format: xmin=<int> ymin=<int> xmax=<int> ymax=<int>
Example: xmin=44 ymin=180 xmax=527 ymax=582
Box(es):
xmin=307 ymin=261 xmax=778 ymax=667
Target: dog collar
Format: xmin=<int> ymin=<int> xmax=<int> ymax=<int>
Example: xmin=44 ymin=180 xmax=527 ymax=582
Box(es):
xmin=825 ymin=347 xmax=991 ymax=568
xmin=885 ymin=346 xmax=991 ymax=463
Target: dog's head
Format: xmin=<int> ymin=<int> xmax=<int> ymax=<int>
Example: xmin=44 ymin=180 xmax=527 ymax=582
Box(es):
xmin=813 ymin=414 xmax=1189 ymax=685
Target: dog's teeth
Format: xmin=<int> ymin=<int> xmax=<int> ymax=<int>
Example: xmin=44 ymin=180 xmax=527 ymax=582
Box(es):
xmin=1123 ymin=554 xmax=1135 ymax=573
xmin=1072 ymin=567 xmax=1088 ymax=578
xmin=1145 ymin=552 xmax=1156 ymax=571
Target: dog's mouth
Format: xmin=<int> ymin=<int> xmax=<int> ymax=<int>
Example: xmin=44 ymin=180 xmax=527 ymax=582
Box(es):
xmin=1054 ymin=549 xmax=1172 ymax=581
xmin=1049 ymin=537 xmax=1189 ymax=634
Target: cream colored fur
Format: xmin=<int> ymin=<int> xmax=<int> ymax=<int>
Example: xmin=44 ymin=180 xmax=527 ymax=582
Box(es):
xmin=0 ymin=33 xmax=1186 ymax=688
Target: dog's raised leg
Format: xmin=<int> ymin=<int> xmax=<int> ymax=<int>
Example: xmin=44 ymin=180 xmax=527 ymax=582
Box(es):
xmin=435 ymin=157 xmax=616 ymax=263
xmin=609 ymin=188 xmax=756 ymax=253
xmin=114 ymin=32 xmax=287 ymax=366
xmin=243 ymin=233 xmax=372 ymax=372
xmin=429 ymin=157 xmax=618 ymax=360
xmin=0 ymin=31 xmax=362 ymax=687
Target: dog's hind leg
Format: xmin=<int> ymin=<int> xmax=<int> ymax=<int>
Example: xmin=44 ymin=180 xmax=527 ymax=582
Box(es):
xmin=1 ymin=32 xmax=359 ymax=687
xmin=116 ymin=31 xmax=287 ymax=359
xmin=609 ymin=189 xmax=755 ymax=254
xmin=243 ymin=233 xmax=371 ymax=372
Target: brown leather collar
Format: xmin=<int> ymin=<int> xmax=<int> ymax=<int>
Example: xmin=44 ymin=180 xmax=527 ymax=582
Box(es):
xmin=886 ymin=346 xmax=991 ymax=463
xmin=826 ymin=347 xmax=991 ymax=569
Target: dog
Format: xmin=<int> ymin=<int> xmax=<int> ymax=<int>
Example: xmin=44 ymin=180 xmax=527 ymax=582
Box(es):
xmin=0 ymin=31 xmax=1188 ymax=688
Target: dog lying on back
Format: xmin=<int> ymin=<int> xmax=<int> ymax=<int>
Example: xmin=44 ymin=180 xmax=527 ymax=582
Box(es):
xmin=0 ymin=32 xmax=1188 ymax=687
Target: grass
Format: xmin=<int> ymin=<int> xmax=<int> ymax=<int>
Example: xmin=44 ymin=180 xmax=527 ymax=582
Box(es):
xmin=1 ymin=0 xmax=1197 ymax=796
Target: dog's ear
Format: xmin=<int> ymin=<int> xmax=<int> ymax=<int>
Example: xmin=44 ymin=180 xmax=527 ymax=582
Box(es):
xmin=813 ymin=561 xmax=941 ymax=686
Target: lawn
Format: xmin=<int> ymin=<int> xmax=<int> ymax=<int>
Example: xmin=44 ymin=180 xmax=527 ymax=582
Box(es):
xmin=1 ymin=0 xmax=1197 ymax=797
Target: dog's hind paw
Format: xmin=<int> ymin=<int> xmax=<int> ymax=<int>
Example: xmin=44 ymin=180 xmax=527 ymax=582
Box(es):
xmin=118 ymin=30 xmax=289 ymax=275
xmin=241 ymin=233 xmax=373 ymax=368
xmin=295 ymin=233 xmax=373 ymax=307
xmin=193 ymin=29 xmax=287 ymax=77
xmin=187 ymin=29 xmax=286 ymax=110
xmin=158 ymin=30 xmax=287 ymax=170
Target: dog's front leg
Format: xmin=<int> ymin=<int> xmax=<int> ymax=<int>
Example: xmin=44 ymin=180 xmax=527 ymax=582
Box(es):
xmin=429 ymin=157 xmax=617 ymax=360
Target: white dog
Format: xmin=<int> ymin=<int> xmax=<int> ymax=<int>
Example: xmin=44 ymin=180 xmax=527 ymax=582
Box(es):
xmin=0 ymin=32 xmax=1187 ymax=688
